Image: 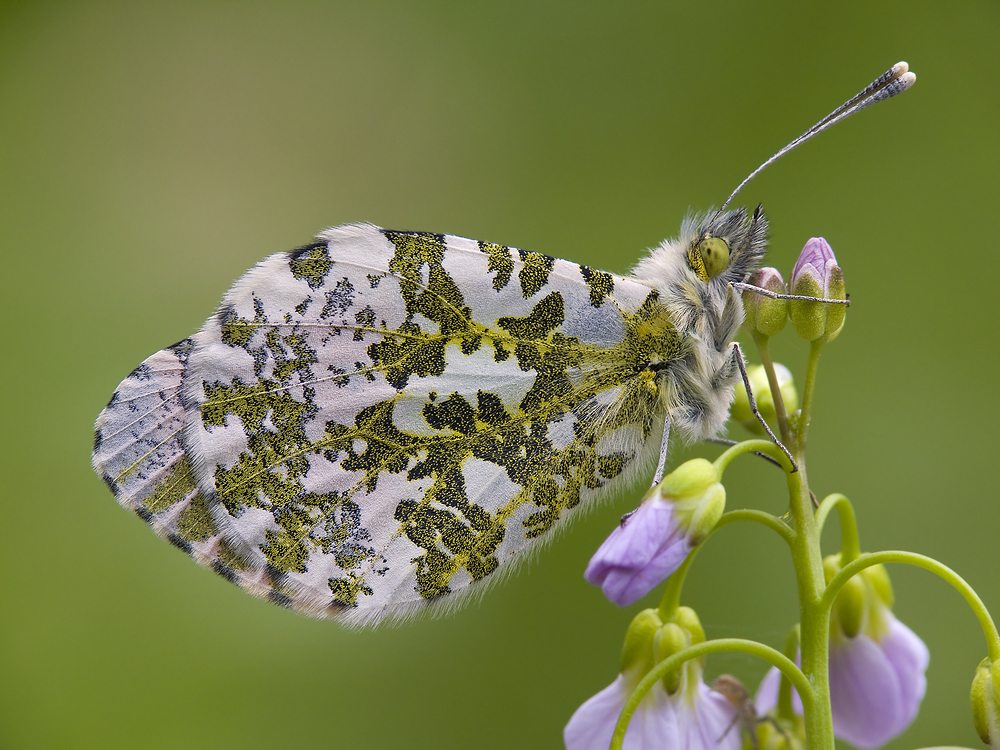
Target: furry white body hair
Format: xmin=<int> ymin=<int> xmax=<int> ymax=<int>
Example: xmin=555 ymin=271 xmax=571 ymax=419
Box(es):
xmin=631 ymin=206 xmax=769 ymax=445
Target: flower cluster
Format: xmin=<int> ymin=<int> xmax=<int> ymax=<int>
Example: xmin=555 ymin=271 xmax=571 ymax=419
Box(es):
xmin=561 ymin=233 xmax=968 ymax=750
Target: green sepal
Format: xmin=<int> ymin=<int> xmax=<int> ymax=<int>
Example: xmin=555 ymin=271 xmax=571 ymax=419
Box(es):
xmin=789 ymin=276 xmax=825 ymax=342
xmin=742 ymin=267 xmax=788 ymax=338
xmin=619 ymin=608 xmax=663 ymax=678
xmin=659 ymin=458 xmax=720 ymax=500
xmin=654 ymin=623 xmax=689 ymax=694
xmin=688 ymin=483 xmax=725 ymax=545
xmin=865 ymin=561 xmax=894 ymax=607
xmin=824 ymin=554 xmax=865 ymax=639
xmin=835 ymin=573 xmax=866 ymax=639
xmin=675 ymin=605 xmax=706 ymax=646
xmin=754 ymin=295 xmax=788 ymax=338
xmin=823 ymin=265 xmax=846 ymax=341
xmin=756 ymin=715 xmax=807 ymax=750
xmin=971 ymin=657 xmax=1000 ymax=745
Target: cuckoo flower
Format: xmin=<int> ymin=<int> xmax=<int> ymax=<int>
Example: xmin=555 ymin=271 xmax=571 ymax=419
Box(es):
xmin=756 ymin=560 xmax=929 ymax=748
xmin=585 ymin=459 xmax=725 ymax=607
xmin=565 ymin=608 xmax=739 ymax=750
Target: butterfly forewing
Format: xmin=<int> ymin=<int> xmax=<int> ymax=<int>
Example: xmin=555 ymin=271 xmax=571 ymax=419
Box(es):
xmin=95 ymin=223 xmax=679 ymax=625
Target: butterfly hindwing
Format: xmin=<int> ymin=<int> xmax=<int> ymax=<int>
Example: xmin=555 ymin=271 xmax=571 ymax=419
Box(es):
xmin=96 ymin=223 xmax=682 ymax=625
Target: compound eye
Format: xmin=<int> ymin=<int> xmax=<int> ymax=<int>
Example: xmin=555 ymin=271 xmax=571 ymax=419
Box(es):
xmin=699 ymin=237 xmax=730 ymax=279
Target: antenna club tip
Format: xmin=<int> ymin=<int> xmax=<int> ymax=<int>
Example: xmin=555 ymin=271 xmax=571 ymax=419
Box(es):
xmin=890 ymin=61 xmax=916 ymax=90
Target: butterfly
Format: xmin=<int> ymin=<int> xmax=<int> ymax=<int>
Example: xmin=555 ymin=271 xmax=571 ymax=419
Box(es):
xmin=92 ymin=62 xmax=914 ymax=627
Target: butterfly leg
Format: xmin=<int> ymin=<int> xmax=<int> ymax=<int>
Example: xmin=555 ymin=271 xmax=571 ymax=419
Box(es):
xmin=704 ymin=437 xmax=784 ymax=469
xmin=732 ymin=281 xmax=850 ymax=307
xmin=758 ymin=715 xmax=790 ymax=748
xmin=651 ymin=414 xmax=671 ymax=488
xmin=729 ymin=342 xmax=797 ymax=472
xmin=617 ymin=416 xmax=671 ymax=526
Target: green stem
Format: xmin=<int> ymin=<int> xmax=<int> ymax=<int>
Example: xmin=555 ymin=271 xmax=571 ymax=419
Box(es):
xmin=717 ymin=508 xmax=794 ymax=545
xmin=657 ymin=551 xmax=695 ymax=622
xmin=713 ymin=439 xmax=793 ymax=475
xmin=610 ymin=639 xmax=812 ymax=750
xmin=797 ymin=339 xmax=825 ymax=451
xmin=777 ymin=625 xmax=802 ymax=720
xmin=752 ymin=331 xmax=792 ymax=444
xmin=821 ymin=550 xmax=1000 ymax=661
xmin=814 ymin=493 xmax=861 ymax=563
xmin=785 ymin=454 xmax=835 ymax=748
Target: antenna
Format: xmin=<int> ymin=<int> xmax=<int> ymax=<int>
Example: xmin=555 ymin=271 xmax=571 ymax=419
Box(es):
xmin=715 ymin=61 xmax=916 ymax=218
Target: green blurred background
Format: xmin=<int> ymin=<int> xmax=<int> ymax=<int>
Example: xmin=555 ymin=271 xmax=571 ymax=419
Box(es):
xmin=2 ymin=2 xmax=997 ymax=748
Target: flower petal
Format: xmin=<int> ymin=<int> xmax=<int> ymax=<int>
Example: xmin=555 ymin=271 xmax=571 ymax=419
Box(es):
xmin=676 ymin=682 xmax=742 ymax=750
xmin=829 ymin=632 xmax=908 ymax=748
xmin=565 ymin=677 xmax=630 ymax=750
xmin=879 ymin=617 xmax=929 ymax=728
xmin=755 ymin=665 xmax=803 ymax=716
xmin=755 ymin=618 xmax=927 ymax=748
xmin=564 ymin=677 xmax=679 ymax=750
xmin=791 ymin=237 xmax=835 ymax=289
xmin=584 ymin=499 xmax=690 ymax=606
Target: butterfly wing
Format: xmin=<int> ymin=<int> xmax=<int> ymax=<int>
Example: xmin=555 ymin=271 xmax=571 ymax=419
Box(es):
xmin=94 ymin=223 xmax=682 ymax=625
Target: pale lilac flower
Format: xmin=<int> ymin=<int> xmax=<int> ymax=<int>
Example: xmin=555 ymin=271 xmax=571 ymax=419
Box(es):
xmin=564 ymin=669 xmax=740 ymax=750
xmin=585 ymin=492 xmax=693 ymax=606
xmin=585 ymin=459 xmax=725 ymax=606
xmin=756 ymin=560 xmax=929 ymax=749
xmin=564 ymin=676 xmax=679 ymax=750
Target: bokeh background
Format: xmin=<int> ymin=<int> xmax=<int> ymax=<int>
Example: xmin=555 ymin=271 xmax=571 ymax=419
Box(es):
xmin=2 ymin=2 xmax=998 ymax=748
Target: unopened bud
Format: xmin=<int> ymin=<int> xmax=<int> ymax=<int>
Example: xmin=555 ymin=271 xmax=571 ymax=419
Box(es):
xmin=789 ymin=237 xmax=847 ymax=342
xmin=654 ymin=622 xmax=689 ymax=694
xmin=659 ymin=459 xmax=726 ymax=545
xmin=743 ymin=266 xmax=788 ymax=338
xmin=731 ymin=363 xmax=798 ymax=435
xmin=971 ymin=657 xmax=1000 ymax=747
xmin=619 ymin=608 xmax=662 ymax=677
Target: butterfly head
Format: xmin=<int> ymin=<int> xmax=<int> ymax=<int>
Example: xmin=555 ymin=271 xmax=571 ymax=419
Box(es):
xmin=633 ymin=205 xmax=768 ymax=302
xmin=684 ymin=205 xmax=768 ymax=288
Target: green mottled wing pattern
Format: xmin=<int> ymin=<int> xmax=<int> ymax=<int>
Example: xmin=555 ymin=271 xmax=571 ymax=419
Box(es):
xmin=94 ymin=223 xmax=682 ymax=625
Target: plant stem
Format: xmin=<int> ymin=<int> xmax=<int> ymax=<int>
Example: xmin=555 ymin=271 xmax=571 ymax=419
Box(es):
xmin=713 ymin=438 xmax=792 ymax=474
xmin=717 ymin=508 xmax=795 ymax=546
xmin=777 ymin=625 xmax=802 ymax=720
xmin=785 ymin=458 xmax=835 ymax=749
xmin=797 ymin=339 xmax=825 ymax=451
xmin=814 ymin=493 xmax=861 ymax=563
xmin=657 ymin=550 xmax=694 ymax=622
